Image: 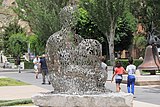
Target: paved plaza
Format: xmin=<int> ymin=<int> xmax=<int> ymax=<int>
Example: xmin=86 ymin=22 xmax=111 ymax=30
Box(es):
xmin=0 ymin=68 xmax=160 ymax=107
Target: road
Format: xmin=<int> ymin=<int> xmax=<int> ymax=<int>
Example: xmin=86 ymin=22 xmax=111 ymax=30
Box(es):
xmin=0 ymin=68 xmax=160 ymax=106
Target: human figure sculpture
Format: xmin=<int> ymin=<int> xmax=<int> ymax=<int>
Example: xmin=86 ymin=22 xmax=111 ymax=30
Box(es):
xmin=46 ymin=5 xmax=108 ymax=94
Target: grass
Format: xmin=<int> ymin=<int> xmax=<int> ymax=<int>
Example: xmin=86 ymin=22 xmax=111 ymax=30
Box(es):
xmin=0 ymin=78 xmax=30 ymax=86
xmin=0 ymin=78 xmax=33 ymax=106
xmin=0 ymin=98 xmax=33 ymax=106
xmin=13 ymin=103 xmax=34 ymax=106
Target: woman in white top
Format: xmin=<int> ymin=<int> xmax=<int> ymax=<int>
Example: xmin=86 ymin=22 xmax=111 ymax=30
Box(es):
xmin=33 ymin=55 xmax=40 ymax=79
xmin=126 ymin=57 xmax=136 ymax=95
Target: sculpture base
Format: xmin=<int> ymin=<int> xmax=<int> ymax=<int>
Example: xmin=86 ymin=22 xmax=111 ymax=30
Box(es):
xmin=32 ymin=92 xmax=133 ymax=107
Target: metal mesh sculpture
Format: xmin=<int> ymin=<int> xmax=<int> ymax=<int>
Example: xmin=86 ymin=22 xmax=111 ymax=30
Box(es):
xmin=46 ymin=5 xmax=108 ymax=94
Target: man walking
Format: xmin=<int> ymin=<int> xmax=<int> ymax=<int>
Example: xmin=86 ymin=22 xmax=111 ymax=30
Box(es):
xmin=39 ymin=54 xmax=51 ymax=85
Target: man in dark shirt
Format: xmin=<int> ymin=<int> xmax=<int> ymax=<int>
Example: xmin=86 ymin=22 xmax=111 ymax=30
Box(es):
xmin=39 ymin=54 xmax=50 ymax=85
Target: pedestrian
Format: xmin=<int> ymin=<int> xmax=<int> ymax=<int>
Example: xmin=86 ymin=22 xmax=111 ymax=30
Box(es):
xmin=33 ymin=55 xmax=40 ymax=79
xmin=111 ymin=61 xmax=126 ymax=92
xmin=99 ymin=56 xmax=108 ymax=86
xmin=126 ymin=57 xmax=136 ymax=95
xmin=100 ymin=56 xmax=108 ymax=71
xmin=15 ymin=55 xmax=21 ymax=73
xmin=39 ymin=54 xmax=51 ymax=85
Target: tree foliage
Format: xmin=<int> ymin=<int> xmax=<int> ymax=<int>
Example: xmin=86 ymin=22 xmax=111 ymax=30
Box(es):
xmin=14 ymin=0 xmax=70 ymax=47
xmin=8 ymin=33 xmax=28 ymax=57
xmin=79 ymin=0 xmax=130 ymax=64
xmin=75 ymin=8 xmax=106 ymax=43
xmin=3 ymin=22 xmax=24 ymax=55
xmin=75 ymin=7 xmax=108 ymax=56
xmin=115 ymin=11 xmax=137 ymax=52
xmin=130 ymin=0 xmax=160 ymax=31
xmin=144 ymin=0 xmax=160 ymax=31
xmin=75 ymin=7 xmax=137 ymax=56
xmin=133 ymin=34 xmax=147 ymax=57
xmin=27 ymin=35 xmax=38 ymax=55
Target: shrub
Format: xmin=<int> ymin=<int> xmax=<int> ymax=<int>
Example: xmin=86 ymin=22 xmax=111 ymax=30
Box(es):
xmin=115 ymin=59 xmax=128 ymax=69
xmin=24 ymin=61 xmax=34 ymax=69
xmin=8 ymin=33 xmax=27 ymax=58
xmin=107 ymin=59 xmax=143 ymax=69
xmin=134 ymin=59 xmax=143 ymax=68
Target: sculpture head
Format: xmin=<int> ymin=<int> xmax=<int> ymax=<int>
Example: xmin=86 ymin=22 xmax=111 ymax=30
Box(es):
xmin=59 ymin=5 xmax=77 ymax=28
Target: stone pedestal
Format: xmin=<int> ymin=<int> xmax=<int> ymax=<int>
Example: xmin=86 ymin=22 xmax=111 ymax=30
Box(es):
xmin=32 ymin=92 xmax=133 ymax=107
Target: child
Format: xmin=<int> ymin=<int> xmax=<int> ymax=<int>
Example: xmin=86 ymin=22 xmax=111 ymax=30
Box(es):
xmin=111 ymin=61 xmax=126 ymax=92
xmin=126 ymin=57 xmax=136 ymax=95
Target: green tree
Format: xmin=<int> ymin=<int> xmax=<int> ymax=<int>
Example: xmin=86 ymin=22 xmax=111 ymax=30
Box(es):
xmin=80 ymin=0 xmax=131 ymax=65
xmin=147 ymin=0 xmax=160 ymax=29
xmin=75 ymin=7 xmax=108 ymax=56
xmin=28 ymin=35 xmax=45 ymax=55
xmin=75 ymin=8 xmax=106 ymax=43
xmin=14 ymin=0 xmax=70 ymax=49
xmin=143 ymin=0 xmax=160 ymax=31
xmin=133 ymin=34 xmax=147 ymax=58
xmin=75 ymin=8 xmax=137 ymax=57
xmin=115 ymin=11 xmax=137 ymax=52
xmin=8 ymin=33 xmax=27 ymax=58
xmin=131 ymin=0 xmax=160 ymax=31
xmin=3 ymin=22 xmax=24 ymax=55
xmin=27 ymin=35 xmax=39 ymax=55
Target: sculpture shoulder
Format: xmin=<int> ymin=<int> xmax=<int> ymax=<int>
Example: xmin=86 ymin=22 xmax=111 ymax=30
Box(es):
xmin=47 ymin=31 xmax=62 ymax=43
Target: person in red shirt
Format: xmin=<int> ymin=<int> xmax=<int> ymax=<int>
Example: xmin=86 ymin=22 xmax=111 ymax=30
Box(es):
xmin=111 ymin=61 xmax=127 ymax=92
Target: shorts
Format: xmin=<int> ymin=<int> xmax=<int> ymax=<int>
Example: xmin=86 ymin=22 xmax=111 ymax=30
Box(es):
xmin=115 ymin=79 xmax=122 ymax=84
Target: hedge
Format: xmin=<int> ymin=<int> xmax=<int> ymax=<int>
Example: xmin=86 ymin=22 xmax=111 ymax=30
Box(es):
xmin=24 ymin=61 xmax=34 ymax=69
xmin=107 ymin=59 xmax=143 ymax=69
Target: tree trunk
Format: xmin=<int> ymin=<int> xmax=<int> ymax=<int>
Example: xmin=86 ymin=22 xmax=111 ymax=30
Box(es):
xmin=108 ymin=33 xmax=115 ymax=65
xmin=106 ymin=21 xmax=116 ymax=65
